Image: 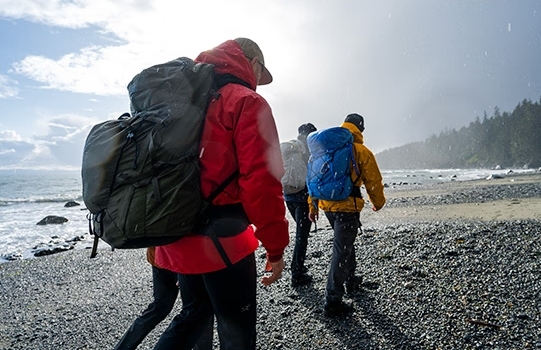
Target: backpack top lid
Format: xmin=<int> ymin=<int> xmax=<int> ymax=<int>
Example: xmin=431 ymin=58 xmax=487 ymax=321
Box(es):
xmin=127 ymin=57 xmax=215 ymax=117
xmin=307 ymin=127 xmax=353 ymax=155
xmin=280 ymin=139 xmax=305 ymax=157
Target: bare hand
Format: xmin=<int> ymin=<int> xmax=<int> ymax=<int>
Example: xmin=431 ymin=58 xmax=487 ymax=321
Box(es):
xmin=309 ymin=212 xmax=318 ymax=222
xmin=373 ymin=204 xmax=384 ymax=211
xmin=261 ymin=257 xmax=285 ymax=286
xmin=264 ymin=257 xmax=272 ymax=272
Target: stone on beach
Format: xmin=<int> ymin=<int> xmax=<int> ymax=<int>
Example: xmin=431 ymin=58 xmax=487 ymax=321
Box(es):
xmin=64 ymin=201 xmax=80 ymax=208
xmin=36 ymin=215 xmax=69 ymax=225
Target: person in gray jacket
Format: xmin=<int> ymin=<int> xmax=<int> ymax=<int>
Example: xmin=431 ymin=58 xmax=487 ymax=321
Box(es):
xmin=283 ymin=123 xmax=317 ymax=287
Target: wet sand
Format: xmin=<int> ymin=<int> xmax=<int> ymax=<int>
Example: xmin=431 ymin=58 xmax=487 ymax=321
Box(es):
xmin=364 ymin=172 xmax=541 ymax=223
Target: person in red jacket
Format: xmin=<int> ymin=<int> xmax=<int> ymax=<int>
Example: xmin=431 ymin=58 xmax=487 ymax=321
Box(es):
xmin=154 ymin=38 xmax=289 ymax=350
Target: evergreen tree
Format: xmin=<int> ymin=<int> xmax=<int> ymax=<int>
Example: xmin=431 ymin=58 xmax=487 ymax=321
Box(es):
xmin=377 ymin=96 xmax=541 ymax=169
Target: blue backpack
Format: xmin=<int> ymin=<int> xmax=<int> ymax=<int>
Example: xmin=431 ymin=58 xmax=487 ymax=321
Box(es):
xmin=306 ymin=127 xmax=360 ymax=200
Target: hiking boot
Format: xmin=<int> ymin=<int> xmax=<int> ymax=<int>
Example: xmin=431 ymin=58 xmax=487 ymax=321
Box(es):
xmin=323 ymin=300 xmax=354 ymax=317
xmin=345 ymin=275 xmax=363 ymax=296
xmin=291 ymin=273 xmax=312 ymax=287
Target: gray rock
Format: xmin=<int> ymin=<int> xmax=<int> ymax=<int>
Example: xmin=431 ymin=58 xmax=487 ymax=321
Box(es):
xmin=36 ymin=215 xmax=68 ymax=225
xmin=64 ymin=201 xmax=80 ymax=208
xmin=33 ymin=244 xmax=74 ymax=257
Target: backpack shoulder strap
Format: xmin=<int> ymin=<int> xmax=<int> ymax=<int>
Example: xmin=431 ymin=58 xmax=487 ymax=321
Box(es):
xmin=214 ymin=74 xmax=251 ymax=90
xmin=198 ymin=169 xmax=240 ymax=267
xmin=293 ymin=139 xmax=308 ymax=154
xmin=349 ymin=143 xmax=363 ymax=199
xmin=349 ymin=143 xmax=361 ymax=178
xmin=206 ymin=169 xmax=239 ymax=203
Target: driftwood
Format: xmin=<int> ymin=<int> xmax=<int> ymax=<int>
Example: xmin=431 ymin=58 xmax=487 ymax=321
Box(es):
xmin=464 ymin=318 xmax=502 ymax=329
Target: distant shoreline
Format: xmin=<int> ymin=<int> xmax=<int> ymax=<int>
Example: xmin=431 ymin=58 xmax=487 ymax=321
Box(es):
xmin=364 ymin=170 xmax=541 ymax=224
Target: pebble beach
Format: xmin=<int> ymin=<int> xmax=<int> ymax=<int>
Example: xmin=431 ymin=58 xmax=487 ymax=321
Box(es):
xmin=1 ymin=172 xmax=540 ymax=350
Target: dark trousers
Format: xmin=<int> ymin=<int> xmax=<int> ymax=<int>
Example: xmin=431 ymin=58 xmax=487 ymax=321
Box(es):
xmin=286 ymin=200 xmax=312 ymax=278
xmin=154 ymin=253 xmax=257 ymax=350
xmin=114 ymin=266 xmax=178 ymax=350
xmin=324 ymin=212 xmax=359 ymax=303
xmin=115 ymin=266 xmax=213 ymax=350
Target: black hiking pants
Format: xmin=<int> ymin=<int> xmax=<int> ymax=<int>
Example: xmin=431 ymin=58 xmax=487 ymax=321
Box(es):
xmin=324 ymin=211 xmax=360 ymax=303
xmin=153 ymin=253 xmax=257 ymax=350
xmin=114 ymin=266 xmax=213 ymax=350
xmin=286 ymin=200 xmax=312 ymax=278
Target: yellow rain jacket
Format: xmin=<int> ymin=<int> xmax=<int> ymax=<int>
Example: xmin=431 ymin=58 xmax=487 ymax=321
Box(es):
xmin=308 ymin=121 xmax=386 ymax=214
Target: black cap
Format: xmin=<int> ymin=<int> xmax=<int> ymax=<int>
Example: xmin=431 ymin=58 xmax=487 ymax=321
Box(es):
xmin=298 ymin=123 xmax=317 ymax=136
xmin=344 ymin=113 xmax=364 ymax=132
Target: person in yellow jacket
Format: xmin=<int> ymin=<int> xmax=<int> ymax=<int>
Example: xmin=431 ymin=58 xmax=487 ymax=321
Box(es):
xmin=308 ymin=113 xmax=386 ymax=317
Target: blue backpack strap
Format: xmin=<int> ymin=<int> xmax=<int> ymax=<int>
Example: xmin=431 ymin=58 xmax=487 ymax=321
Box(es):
xmin=349 ymin=143 xmax=361 ymax=178
xmin=348 ymin=142 xmax=363 ymax=199
xmin=349 ymin=143 xmax=360 ymax=178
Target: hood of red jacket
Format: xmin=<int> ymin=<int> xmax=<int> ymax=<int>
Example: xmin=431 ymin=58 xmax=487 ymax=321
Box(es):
xmin=195 ymin=40 xmax=257 ymax=90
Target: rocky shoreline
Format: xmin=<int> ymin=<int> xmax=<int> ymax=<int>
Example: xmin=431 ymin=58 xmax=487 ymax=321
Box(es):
xmin=1 ymin=172 xmax=540 ymax=349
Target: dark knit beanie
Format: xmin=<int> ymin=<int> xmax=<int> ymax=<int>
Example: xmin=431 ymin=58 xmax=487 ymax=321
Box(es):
xmin=298 ymin=123 xmax=317 ymax=136
xmin=344 ymin=113 xmax=365 ymax=132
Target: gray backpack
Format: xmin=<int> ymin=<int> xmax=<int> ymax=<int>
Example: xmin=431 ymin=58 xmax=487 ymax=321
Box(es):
xmin=82 ymin=57 xmax=236 ymax=258
xmin=280 ymin=139 xmax=308 ymax=194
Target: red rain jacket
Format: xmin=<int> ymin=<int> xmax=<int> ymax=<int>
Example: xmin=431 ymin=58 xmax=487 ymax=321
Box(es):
xmin=155 ymin=40 xmax=289 ymax=274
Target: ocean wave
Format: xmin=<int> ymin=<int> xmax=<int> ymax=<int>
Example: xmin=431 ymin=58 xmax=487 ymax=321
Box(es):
xmin=0 ymin=196 xmax=83 ymax=206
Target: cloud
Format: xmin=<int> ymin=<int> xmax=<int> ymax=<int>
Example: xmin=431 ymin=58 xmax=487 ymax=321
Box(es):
xmin=0 ymin=129 xmax=23 ymax=141
xmin=0 ymin=130 xmax=36 ymax=167
xmin=34 ymin=114 xmax=98 ymax=167
xmin=0 ymin=75 xmax=19 ymax=98
xmin=6 ymin=0 xmax=311 ymax=97
xmin=12 ymin=46 xmax=137 ymax=95
xmin=0 ymin=114 xmax=98 ymax=170
xmin=0 ymin=0 xmax=128 ymax=29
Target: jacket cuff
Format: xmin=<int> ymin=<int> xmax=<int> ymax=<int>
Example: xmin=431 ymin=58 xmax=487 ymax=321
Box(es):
xmin=267 ymin=253 xmax=283 ymax=263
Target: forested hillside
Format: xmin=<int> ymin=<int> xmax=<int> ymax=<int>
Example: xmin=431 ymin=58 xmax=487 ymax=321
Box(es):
xmin=376 ymin=97 xmax=541 ymax=170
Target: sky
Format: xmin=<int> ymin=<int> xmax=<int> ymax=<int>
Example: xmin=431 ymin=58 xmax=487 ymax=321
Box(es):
xmin=0 ymin=0 xmax=540 ymax=170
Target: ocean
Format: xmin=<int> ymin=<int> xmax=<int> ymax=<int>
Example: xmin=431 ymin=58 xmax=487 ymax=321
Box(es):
xmin=0 ymin=167 xmax=533 ymax=263
xmin=0 ymin=169 xmax=90 ymax=262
